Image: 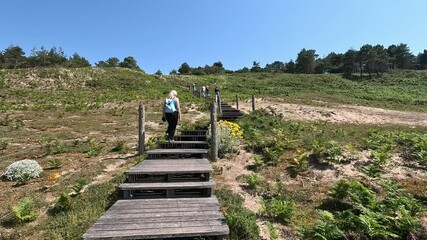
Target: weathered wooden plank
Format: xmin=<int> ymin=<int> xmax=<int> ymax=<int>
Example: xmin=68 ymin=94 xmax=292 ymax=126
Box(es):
xmin=120 ymin=181 xmax=214 ymax=190
xmin=108 ymin=203 xmax=220 ymax=211
xmin=92 ymin=214 xmax=224 ymax=225
xmin=107 ymin=206 xmax=219 ymax=215
xmin=83 ymin=225 xmax=229 ymax=239
xmin=159 ymin=140 xmax=207 ymax=144
xmin=114 ymin=197 xmax=219 ymax=205
xmin=159 ymin=141 xmax=208 ymax=149
xmin=127 ymin=159 xmax=211 ymax=173
xmin=98 ymin=211 xmax=224 ymax=220
xmin=179 ymin=130 xmax=208 ymax=135
xmin=147 ymin=149 xmax=208 ymax=154
xmin=91 ymin=219 xmax=225 ymax=230
xmin=107 ymin=200 xmax=219 ymax=210
xmin=173 ymin=135 xmax=207 ymax=141
xmin=107 ymin=202 xmax=220 ymax=210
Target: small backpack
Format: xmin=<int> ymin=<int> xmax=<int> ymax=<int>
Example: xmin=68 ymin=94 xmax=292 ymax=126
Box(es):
xmin=164 ymin=98 xmax=177 ymax=113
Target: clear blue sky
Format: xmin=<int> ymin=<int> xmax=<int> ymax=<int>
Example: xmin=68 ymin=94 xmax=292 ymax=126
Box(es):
xmin=1 ymin=0 xmax=426 ymax=74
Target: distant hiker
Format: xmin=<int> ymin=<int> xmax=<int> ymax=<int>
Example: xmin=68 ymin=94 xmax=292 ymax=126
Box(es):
xmin=163 ymin=90 xmax=181 ymax=142
xmin=191 ymin=83 xmax=197 ymax=95
xmin=206 ymin=85 xmax=210 ymax=97
xmin=202 ymin=85 xmax=206 ymax=97
xmin=214 ymin=86 xmax=220 ymax=96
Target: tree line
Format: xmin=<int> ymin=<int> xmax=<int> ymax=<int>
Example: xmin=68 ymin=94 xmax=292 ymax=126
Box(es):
xmin=173 ymin=43 xmax=427 ymax=76
xmin=0 ymin=45 xmax=142 ymax=71
xmin=1 ymin=43 xmax=426 ymax=76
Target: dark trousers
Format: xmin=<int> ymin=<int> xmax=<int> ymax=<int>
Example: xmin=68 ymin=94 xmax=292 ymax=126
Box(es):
xmin=165 ymin=112 xmax=178 ymax=140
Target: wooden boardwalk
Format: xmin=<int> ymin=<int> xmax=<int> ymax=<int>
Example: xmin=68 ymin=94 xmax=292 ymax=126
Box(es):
xmin=82 ymin=129 xmax=229 ymax=239
xmin=219 ymin=102 xmax=244 ymax=122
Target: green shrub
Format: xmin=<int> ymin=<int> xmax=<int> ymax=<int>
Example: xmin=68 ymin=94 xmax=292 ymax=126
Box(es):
xmin=244 ymin=173 xmax=263 ymax=189
xmin=145 ymin=135 xmax=163 ymax=151
xmin=289 ymin=149 xmax=309 ymax=177
xmin=207 ymin=121 xmax=240 ymax=157
xmin=0 ymin=139 xmax=9 ymax=150
xmin=262 ymin=147 xmax=281 ymax=164
xmin=85 ymin=139 xmax=102 ymax=157
xmin=12 ymin=198 xmax=38 ymax=223
xmin=215 ymin=189 xmax=244 ymax=208
xmin=2 ymin=159 xmax=43 ymax=181
xmin=225 ymin=207 xmax=260 ymax=240
xmin=299 ymin=210 xmax=346 ymax=240
xmin=260 ymin=198 xmax=294 ymax=223
xmin=312 ymin=140 xmax=344 ymax=164
xmin=307 ymin=179 xmax=427 ymax=239
xmin=52 ymin=192 xmax=72 ymax=213
xmin=71 ymin=179 xmax=88 ymax=195
xmin=266 ymin=221 xmax=279 ymax=240
xmin=48 ymin=158 xmax=63 ymax=169
xmin=329 ymin=180 xmax=375 ymax=206
xmin=111 ymin=140 xmax=129 ymax=153
xmin=39 ymin=137 xmax=67 ymax=155
xmin=215 ymin=189 xmax=260 ymax=239
xmin=361 ymin=163 xmax=382 ymax=177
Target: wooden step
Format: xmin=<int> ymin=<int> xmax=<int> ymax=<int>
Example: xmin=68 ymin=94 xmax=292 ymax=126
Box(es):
xmin=147 ymin=149 xmax=208 ymax=159
xmin=82 ymin=197 xmax=229 ymax=240
xmin=120 ymin=181 xmax=214 ymax=199
xmin=219 ymin=116 xmax=242 ymax=122
xmin=126 ymin=159 xmax=212 ymax=182
xmin=221 ymin=109 xmax=241 ymax=112
xmin=179 ymin=130 xmax=208 ymax=136
xmin=174 ymin=135 xmax=207 ymax=141
xmin=158 ymin=141 xmax=208 ymax=149
xmin=221 ymin=112 xmax=244 ymax=117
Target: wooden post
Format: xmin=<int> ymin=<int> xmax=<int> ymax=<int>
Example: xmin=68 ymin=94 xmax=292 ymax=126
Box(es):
xmin=138 ymin=104 xmax=145 ymax=155
xmin=217 ymin=93 xmax=222 ymax=114
xmin=236 ymin=95 xmax=239 ymax=109
xmin=199 ymin=89 xmax=202 ymax=98
xmin=210 ymin=101 xmax=218 ymax=161
xmin=252 ymin=95 xmax=255 ymax=112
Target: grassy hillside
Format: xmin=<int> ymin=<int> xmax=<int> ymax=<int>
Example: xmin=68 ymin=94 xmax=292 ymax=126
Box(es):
xmin=0 ymin=68 xmax=204 ymax=111
xmin=1 ymin=68 xmax=426 ymax=111
xmin=166 ymin=70 xmax=427 ymax=112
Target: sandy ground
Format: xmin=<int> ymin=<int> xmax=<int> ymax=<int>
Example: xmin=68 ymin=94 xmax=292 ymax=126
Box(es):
xmin=214 ymin=149 xmax=273 ymax=240
xmin=237 ymin=99 xmax=427 ymax=127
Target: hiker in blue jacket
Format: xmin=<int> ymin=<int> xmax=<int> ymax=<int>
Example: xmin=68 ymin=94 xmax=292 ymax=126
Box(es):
xmin=163 ymin=90 xmax=181 ymax=142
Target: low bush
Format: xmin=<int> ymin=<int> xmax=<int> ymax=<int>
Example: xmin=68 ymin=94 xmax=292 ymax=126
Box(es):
xmin=51 ymin=192 xmax=72 ymax=213
xmin=266 ymin=221 xmax=279 ymax=240
xmin=260 ymin=198 xmax=294 ymax=223
xmin=111 ymin=140 xmax=129 ymax=153
xmin=48 ymin=158 xmax=63 ymax=169
xmin=215 ymin=189 xmax=260 ymax=239
xmin=244 ymin=173 xmax=263 ymax=189
xmin=302 ymin=179 xmax=427 ymax=239
xmin=0 ymin=139 xmax=9 ymax=150
xmin=2 ymin=159 xmax=43 ymax=182
xmin=208 ymin=120 xmax=242 ymax=157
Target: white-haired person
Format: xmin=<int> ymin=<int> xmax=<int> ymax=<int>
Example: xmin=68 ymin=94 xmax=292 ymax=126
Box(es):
xmin=162 ymin=90 xmax=181 ymax=142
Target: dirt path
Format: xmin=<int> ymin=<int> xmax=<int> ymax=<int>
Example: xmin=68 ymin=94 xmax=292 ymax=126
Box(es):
xmin=237 ymin=99 xmax=427 ymax=127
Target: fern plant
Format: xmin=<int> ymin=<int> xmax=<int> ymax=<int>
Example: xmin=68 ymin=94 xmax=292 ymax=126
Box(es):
xmin=52 ymin=192 xmax=72 ymax=213
xmin=12 ymin=198 xmax=38 ymax=223
xmin=71 ymin=179 xmax=88 ymax=195
xmin=260 ymin=198 xmax=294 ymax=223
xmin=299 ymin=210 xmax=346 ymax=240
xmin=244 ymin=173 xmax=262 ymax=189
xmin=48 ymin=158 xmax=63 ymax=169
